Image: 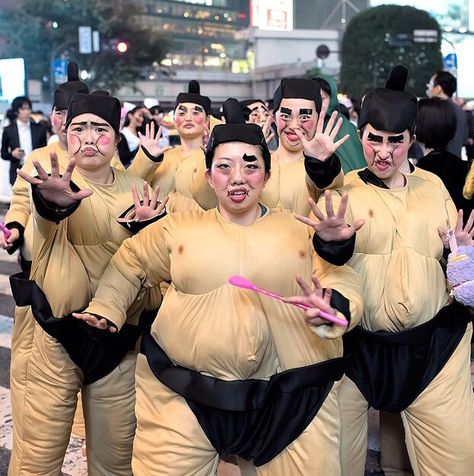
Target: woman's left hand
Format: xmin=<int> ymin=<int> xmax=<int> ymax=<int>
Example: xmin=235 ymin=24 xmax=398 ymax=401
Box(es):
xmin=118 ymin=182 xmax=168 ymax=223
xmin=296 ymin=190 xmax=365 ymax=242
xmin=439 ymin=209 xmax=474 ymax=249
xmin=72 ymin=312 xmax=117 ymax=333
xmin=283 ymin=274 xmax=336 ymax=326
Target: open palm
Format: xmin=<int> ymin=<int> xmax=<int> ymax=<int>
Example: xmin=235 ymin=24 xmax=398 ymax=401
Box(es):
xmin=16 ymin=152 xmax=93 ymax=207
xmin=296 ymin=190 xmax=365 ymax=242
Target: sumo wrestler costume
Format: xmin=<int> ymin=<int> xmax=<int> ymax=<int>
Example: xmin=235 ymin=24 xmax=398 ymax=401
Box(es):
xmin=5 ymin=65 xmax=126 ymax=443
xmin=129 ymin=80 xmax=211 ymax=212
xmin=83 ymin=98 xmax=364 ymax=476
xmin=306 ymin=71 xmax=474 ymax=476
xmin=8 ymin=92 xmax=161 ymax=476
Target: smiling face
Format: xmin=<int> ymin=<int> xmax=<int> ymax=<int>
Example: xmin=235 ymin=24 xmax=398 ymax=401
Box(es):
xmin=206 ymin=141 xmax=269 ymax=224
xmin=128 ymin=108 xmax=144 ymax=129
xmin=361 ymin=124 xmax=414 ymax=187
xmin=275 ymin=98 xmax=317 ymax=152
xmin=174 ymin=102 xmax=207 ymax=140
xmin=67 ymin=113 xmax=116 ymax=170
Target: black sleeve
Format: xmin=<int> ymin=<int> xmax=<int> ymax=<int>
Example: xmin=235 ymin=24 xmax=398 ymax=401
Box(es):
xmin=141 ymin=146 xmax=164 ymax=163
xmin=39 ymin=126 xmax=47 ymax=148
xmin=312 ymin=233 xmax=356 ymax=266
xmin=328 ymin=288 xmax=351 ymax=326
xmin=304 ymin=153 xmax=341 ymax=189
xmin=117 ymin=201 xmax=167 ymax=234
xmin=31 ymin=181 xmax=82 ymax=223
xmin=1 ymin=128 xmax=13 ymax=161
xmin=5 ymin=221 xmax=24 ymax=255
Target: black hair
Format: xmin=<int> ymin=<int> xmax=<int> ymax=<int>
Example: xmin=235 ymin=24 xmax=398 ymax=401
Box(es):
xmin=337 ymin=103 xmax=350 ymax=120
xmin=149 ymin=105 xmax=163 ymax=116
xmin=433 ymin=70 xmax=457 ymax=98
xmin=313 ymin=78 xmax=331 ymax=97
xmin=11 ymin=96 xmax=32 ymax=115
xmin=416 ymin=97 xmax=456 ymax=150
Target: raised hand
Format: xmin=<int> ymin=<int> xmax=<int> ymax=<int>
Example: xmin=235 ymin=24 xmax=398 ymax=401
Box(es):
xmin=16 ymin=152 xmax=93 ymax=207
xmin=117 ymin=182 xmax=168 ymax=223
xmin=294 ymin=110 xmax=350 ymax=161
xmin=439 ymin=209 xmax=474 ymax=249
xmin=72 ymin=312 xmax=117 ymax=333
xmin=283 ymin=275 xmax=336 ymax=326
xmin=138 ymin=121 xmax=172 ymax=157
xmin=262 ymin=115 xmax=275 ymax=145
xmin=296 ymin=190 xmax=365 ymax=242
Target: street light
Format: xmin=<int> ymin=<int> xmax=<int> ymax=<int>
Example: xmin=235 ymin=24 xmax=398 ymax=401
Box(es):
xmin=116 ymin=41 xmax=129 ymax=54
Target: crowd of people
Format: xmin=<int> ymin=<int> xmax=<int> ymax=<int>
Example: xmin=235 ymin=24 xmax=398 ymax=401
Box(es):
xmin=0 ymin=61 xmax=473 ymax=476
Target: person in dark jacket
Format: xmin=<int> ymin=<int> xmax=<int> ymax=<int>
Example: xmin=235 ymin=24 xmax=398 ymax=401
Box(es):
xmin=416 ymin=97 xmax=473 ymax=222
xmin=1 ymin=96 xmax=47 ymax=185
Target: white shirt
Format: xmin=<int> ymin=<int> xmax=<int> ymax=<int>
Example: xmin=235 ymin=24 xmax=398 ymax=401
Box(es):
xmin=121 ymin=126 xmax=140 ymax=152
xmin=16 ymin=119 xmax=33 ymax=164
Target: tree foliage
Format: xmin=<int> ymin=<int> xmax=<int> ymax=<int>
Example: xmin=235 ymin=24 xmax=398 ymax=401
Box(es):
xmin=340 ymin=5 xmax=443 ymax=98
xmin=0 ymin=0 xmax=169 ymax=94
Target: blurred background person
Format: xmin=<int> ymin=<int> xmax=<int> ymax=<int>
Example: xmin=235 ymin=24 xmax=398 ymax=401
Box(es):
xmin=118 ymin=104 xmax=146 ymax=167
xmin=1 ymin=96 xmax=47 ymax=185
xmin=426 ymin=70 xmax=468 ymax=159
xmin=312 ymin=75 xmax=366 ymax=172
xmin=416 ymin=97 xmax=473 ymax=222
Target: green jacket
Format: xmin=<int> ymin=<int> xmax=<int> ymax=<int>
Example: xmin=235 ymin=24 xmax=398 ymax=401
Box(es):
xmin=317 ymin=74 xmax=366 ymax=173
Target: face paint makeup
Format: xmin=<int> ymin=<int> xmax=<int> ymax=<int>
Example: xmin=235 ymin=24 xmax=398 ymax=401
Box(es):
xmin=276 ymin=98 xmax=318 ymax=152
xmin=175 ymin=102 xmax=207 ymax=139
xmin=362 ymin=125 xmax=412 ymax=183
xmin=67 ymin=114 xmax=116 ymax=166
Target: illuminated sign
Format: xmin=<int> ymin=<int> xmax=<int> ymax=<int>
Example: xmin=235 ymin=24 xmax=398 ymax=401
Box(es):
xmin=251 ymin=0 xmax=293 ymax=31
xmin=0 ymin=58 xmax=26 ymax=103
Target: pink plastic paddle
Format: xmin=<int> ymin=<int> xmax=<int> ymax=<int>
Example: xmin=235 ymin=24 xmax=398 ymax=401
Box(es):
xmin=0 ymin=221 xmax=11 ymax=239
xmin=228 ymin=275 xmax=348 ymax=327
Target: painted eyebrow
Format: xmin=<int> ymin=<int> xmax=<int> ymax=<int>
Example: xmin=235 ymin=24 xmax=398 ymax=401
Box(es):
xmin=193 ymin=105 xmax=204 ymax=113
xmin=70 ymin=121 xmax=110 ymax=127
xmin=280 ymin=107 xmax=293 ymax=115
xmin=299 ymin=108 xmax=313 ymax=115
xmin=388 ymin=134 xmax=405 ymax=143
xmin=177 ymin=105 xmax=188 ymax=112
xmin=367 ymin=132 xmax=383 ymax=142
xmin=242 ymin=153 xmax=258 ymax=162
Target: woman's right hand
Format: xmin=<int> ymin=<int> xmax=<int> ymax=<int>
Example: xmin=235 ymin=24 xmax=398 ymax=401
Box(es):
xmin=138 ymin=122 xmax=172 ymax=157
xmin=16 ymin=152 xmax=93 ymax=207
xmin=0 ymin=227 xmax=19 ymax=250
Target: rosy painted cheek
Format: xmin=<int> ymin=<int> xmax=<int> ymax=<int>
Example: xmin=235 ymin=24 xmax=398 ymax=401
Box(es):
xmin=175 ymin=116 xmax=184 ymax=127
xmin=98 ymin=135 xmax=111 ymax=146
xmin=68 ymin=134 xmax=82 ymax=155
xmin=362 ymin=143 xmax=375 ymax=164
xmin=194 ymin=116 xmax=204 ymax=125
xmin=302 ymin=121 xmax=314 ymax=133
xmin=392 ymin=144 xmax=409 ymax=160
xmin=276 ymin=118 xmax=286 ymax=133
xmin=52 ymin=117 xmax=62 ymax=130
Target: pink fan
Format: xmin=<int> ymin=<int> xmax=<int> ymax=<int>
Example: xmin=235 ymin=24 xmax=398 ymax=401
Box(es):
xmin=228 ymin=275 xmax=347 ymax=327
xmin=0 ymin=221 xmax=11 ymax=239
